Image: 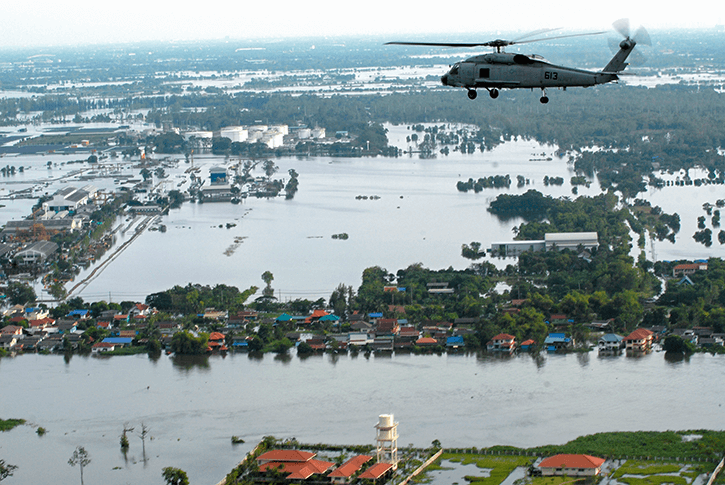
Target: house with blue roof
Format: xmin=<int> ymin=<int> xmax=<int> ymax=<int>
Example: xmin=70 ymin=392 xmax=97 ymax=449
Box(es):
xmin=598 ymin=333 xmax=624 ymax=351
xmin=544 ymin=333 xmax=573 ymax=352
xmin=67 ymin=309 xmax=90 ymax=320
xmin=102 ymin=337 xmax=133 ymax=347
xmin=446 ymin=336 xmax=465 ymax=349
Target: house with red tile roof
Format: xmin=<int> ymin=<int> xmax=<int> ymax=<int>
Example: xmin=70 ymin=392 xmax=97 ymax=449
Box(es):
xmin=207 ymin=332 xmax=228 ymax=352
xmin=256 ymin=450 xmax=334 ymax=481
xmin=624 ymin=328 xmax=654 ymax=351
xmin=487 ymin=333 xmax=515 ymax=353
xmin=538 ymin=454 xmax=605 ymax=476
xmin=1 ymin=325 xmax=24 ymax=335
xmin=28 ymin=317 xmax=55 ymax=331
xmin=257 ymin=449 xmax=316 ymax=465
xmin=375 ymin=318 xmax=399 ymax=336
xmin=129 ymin=303 xmax=151 ymax=317
xmin=673 ymin=262 xmax=707 ymax=277
xmin=359 ymin=462 xmax=394 ymax=481
xmin=305 ymin=309 xmax=330 ymax=324
xmin=415 ymin=337 xmax=438 ymax=347
xmin=92 ymin=342 xmax=116 ymax=353
xmin=328 ymin=455 xmax=372 ymax=484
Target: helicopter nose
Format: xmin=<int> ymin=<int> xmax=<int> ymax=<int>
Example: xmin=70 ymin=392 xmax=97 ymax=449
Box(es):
xmin=441 ymin=74 xmax=449 ymax=86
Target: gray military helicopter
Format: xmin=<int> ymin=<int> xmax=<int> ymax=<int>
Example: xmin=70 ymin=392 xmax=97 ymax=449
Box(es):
xmin=386 ymin=19 xmax=650 ymax=103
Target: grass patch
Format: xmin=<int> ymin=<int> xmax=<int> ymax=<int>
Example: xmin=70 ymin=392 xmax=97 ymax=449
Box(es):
xmin=106 ymin=346 xmax=151 ymax=356
xmin=0 ymin=418 xmax=26 ymax=432
xmin=441 ymin=453 xmax=533 ymax=485
xmin=612 ymin=462 xmax=683 ymax=478
xmin=617 ymin=476 xmax=688 ymax=485
xmin=531 ymin=476 xmax=587 ymax=485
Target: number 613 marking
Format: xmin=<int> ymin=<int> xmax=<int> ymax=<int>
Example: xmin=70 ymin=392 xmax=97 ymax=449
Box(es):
xmin=544 ymin=71 xmax=558 ymax=80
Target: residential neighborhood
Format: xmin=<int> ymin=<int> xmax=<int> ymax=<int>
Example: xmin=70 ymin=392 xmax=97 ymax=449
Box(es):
xmin=1 ymin=293 xmax=722 ymax=358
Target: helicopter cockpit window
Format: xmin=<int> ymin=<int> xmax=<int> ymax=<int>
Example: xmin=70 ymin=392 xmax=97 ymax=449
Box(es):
xmin=449 ymin=64 xmax=460 ymax=75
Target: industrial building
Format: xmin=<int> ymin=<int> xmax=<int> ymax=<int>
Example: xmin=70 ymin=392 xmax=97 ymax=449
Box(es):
xmin=14 ymin=240 xmax=59 ymax=265
xmin=44 ymin=185 xmax=98 ymax=213
xmin=489 ymin=232 xmax=598 ymax=257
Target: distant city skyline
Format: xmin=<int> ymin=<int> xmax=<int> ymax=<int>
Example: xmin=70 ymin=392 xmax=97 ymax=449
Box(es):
xmin=1 ymin=1 xmax=721 ymax=48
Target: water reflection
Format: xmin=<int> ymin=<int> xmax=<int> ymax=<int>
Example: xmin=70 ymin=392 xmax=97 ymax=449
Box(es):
xmin=273 ymin=353 xmax=292 ymax=364
xmin=148 ymin=351 xmax=162 ymax=364
xmin=664 ymin=352 xmax=691 ymax=365
xmin=531 ymin=352 xmax=546 ymax=369
xmin=576 ymin=351 xmax=590 ymax=367
xmin=170 ymin=354 xmax=211 ymax=371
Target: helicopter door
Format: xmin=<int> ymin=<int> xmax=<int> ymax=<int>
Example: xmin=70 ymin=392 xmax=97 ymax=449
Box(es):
xmin=459 ymin=63 xmax=475 ymax=86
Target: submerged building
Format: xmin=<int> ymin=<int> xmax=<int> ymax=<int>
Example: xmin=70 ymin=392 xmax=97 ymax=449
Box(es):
xmin=489 ymin=232 xmax=599 ymax=257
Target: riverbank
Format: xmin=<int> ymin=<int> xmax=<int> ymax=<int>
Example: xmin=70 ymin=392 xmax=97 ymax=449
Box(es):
xmin=221 ymin=431 xmax=725 ymax=485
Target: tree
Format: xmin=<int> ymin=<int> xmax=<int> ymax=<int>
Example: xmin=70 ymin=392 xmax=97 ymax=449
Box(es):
xmin=68 ymin=446 xmax=91 ymax=485
xmin=0 ymin=460 xmax=17 ymax=482
xmin=663 ymin=335 xmax=695 ymax=354
xmin=7 ymin=282 xmax=36 ymax=305
xmin=261 ymin=271 xmax=274 ymax=298
xmin=139 ymin=423 xmax=149 ymax=463
xmin=162 ymin=467 xmax=189 ymax=485
xmin=461 ymin=241 xmax=485 ymax=260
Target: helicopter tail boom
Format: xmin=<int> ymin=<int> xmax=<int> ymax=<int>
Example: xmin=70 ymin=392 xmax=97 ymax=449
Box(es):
xmin=602 ymin=38 xmax=636 ymax=73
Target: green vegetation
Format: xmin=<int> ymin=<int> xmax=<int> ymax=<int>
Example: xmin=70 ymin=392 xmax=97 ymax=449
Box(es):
xmin=0 ymin=419 xmax=25 ymax=432
xmin=528 ymin=430 xmax=725 ymax=462
xmin=440 ymin=454 xmax=533 ymax=485
xmin=611 ymin=462 xmax=683 ymax=478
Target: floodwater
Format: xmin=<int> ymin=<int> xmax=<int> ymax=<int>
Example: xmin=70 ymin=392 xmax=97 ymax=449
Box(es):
xmin=3 ymin=128 xmax=719 ymax=303
xmin=0 ymin=350 xmax=722 ymax=485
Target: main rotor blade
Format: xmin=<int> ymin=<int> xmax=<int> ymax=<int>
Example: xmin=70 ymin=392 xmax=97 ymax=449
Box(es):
xmin=386 ymin=31 xmax=605 ymax=49
xmin=512 ymin=27 xmax=562 ymax=42
xmin=511 ymin=31 xmax=606 ymax=45
xmin=384 ymin=41 xmax=490 ymax=47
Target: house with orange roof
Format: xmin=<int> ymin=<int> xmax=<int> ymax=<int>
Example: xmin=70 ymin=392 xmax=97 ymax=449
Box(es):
xmin=673 ymin=262 xmax=707 ymax=277
xmin=520 ymin=339 xmax=535 ymax=351
xmin=487 ymin=333 xmax=516 ymax=353
xmin=359 ymin=462 xmax=394 ymax=482
xmin=305 ymin=309 xmax=330 ymax=324
xmin=538 ymin=454 xmax=605 ymax=476
xmin=129 ymin=303 xmax=151 ymax=318
xmin=28 ymin=317 xmax=55 ymax=332
xmin=624 ymin=328 xmax=654 ymax=351
xmin=92 ymin=342 xmax=116 ymax=353
xmin=415 ymin=337 xmax=438 ymax=347
xmin=256 ymin=449 xmax=334 ymax=481
xmin=328 ymin=455 xmax=372 ymax=484
xmin=207 ymin=332 xmax=228 ymax=352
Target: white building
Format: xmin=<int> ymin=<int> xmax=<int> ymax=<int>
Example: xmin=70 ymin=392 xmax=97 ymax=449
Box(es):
xmin=545 ymin=232 xmax=599 ymax=251
xmin=15 ymin=240 xmax=59 ymax=265
xmin=219 ymin=126 xmax=248 ymax=143
xmin=490 ymin=232 xmax=598 ymax=257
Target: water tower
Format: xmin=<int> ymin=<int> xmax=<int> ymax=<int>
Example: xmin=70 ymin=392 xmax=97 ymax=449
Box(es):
xmin=375 ymin=414 xmax=399 ymax=470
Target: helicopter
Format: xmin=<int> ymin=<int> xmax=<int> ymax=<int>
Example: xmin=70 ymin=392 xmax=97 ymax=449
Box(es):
xmin=386 ymin=19 xmax=650 ymax=103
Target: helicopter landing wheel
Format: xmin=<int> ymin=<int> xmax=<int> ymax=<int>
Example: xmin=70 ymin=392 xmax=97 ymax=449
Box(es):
xmin=467 ymin=89 xmax=478 ymax=100
xmin=540 ymin=88 xmax=549 ymax=104
xmin=489 ymin=88 xmax=499 ymax=99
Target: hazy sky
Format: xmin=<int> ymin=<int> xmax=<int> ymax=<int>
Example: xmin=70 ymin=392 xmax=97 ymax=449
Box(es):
xmin=1 ymin=1 xmax=721 ymax=48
